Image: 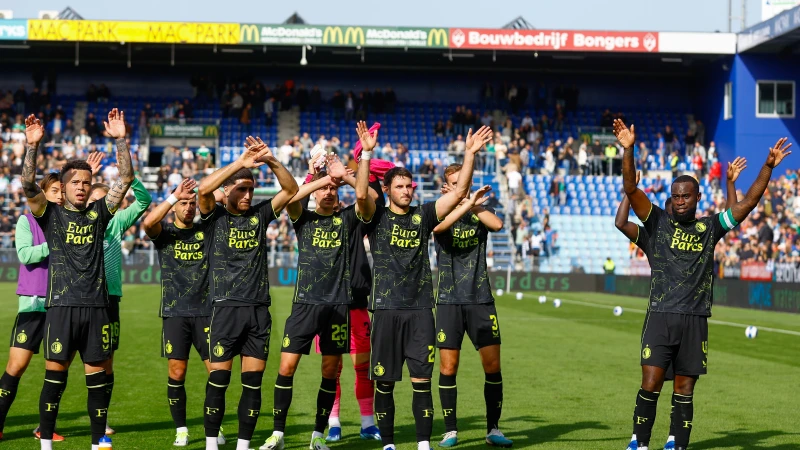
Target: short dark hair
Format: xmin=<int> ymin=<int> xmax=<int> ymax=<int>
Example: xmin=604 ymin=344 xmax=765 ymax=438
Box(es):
xmin=672 ymin=175 xmax=699 ymax=194
xmin=39 ymin=172 xmax=60 ymax=191
xmin=60 ymin=160 xmax=92 ymax=183
xmin=311 ymin=170 xmax=328 ymax=183
xmin=91 ymin=183 xmax=110 ymax=193
xmin=384 ymin=167 xmax=413 ymax=188
xmin=222 ymin=168 xmax=255 ymax=187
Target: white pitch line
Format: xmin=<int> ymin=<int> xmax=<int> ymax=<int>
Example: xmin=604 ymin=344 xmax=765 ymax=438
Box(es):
xmin=517 ymin=295 xmax=800 ymax=337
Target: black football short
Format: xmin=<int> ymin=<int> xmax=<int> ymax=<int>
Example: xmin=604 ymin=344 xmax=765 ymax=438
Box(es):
xmin=208 ymin=304 xmax=272 ymax=362
xmin=435 ymin=303 xmax=502 ymax=351
xmin=43 ymin=306 xmax=112 ymax=363
xmin=281 ymin=303 xmax=350 ymax=355
xmin=9 ymin=311 xmax=46 ymax=354
xmin=370 ymin=309 xmax=435 ymax=382
xmin=108 ymin=296 xmax=121 ymax=352
xmin=640 ymin=311 xmax=708 ymax=376
xmin=162 ymin=316 xmax=211 ymax=360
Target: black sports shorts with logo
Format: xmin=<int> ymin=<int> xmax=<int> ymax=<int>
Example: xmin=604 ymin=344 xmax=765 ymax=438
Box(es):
xmin=208 ymin=304 xmax=272 ymax=362
xmin=43 ymin=306 xmax=112 ymax=363
xmin=640 ymin=311 xmax=708 ymax=376
xmin=108 ymin=295 xmax=121 ymax=351
xmin=435 ymin=303 xmax=502 ymax=351
xmin=370 ymin=309 xmax=435 ymax=382
xmin=9 ymin=311 xmax=46 ymax=354
xmin=161 ymin=316 xmax=211 ymax=360
xmin=281 ymin=303 xmax=350 ymax=355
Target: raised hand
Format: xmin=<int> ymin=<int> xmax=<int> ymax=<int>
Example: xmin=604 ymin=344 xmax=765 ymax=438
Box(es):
xmin=24 ymin=114 xmax=44 ymax=145
xmin=470 ymin=185 xmax=493 ymax=206
xmin=613 ymin=119 xmax=635 ymax=149
xmin=103 ymin=108 xmax=127 ymax=139
xmin=240 ymin=136 xmax=274 ymax=168
xmin=765 ymin=137 xmax=792 ymax=169
xmin=440 ymin=183 xmax=453 ymax=196
xmin=356 ymin=121 xmax=378 ymax=153
xmin=326 ymin=154 xmax=348 ymax=179
xmin=465 ymin=126 xmax=493 ymax=154
xmin=176 ymin=178 xmax=198 ymax=200
xmin=726 ymin=156 xmax=747 ymax=182
xmin=87 ymin=151 xmax=104 ymax=176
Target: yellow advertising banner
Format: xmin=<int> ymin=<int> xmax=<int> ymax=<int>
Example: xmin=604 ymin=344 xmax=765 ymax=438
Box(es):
xmin=27 ymin=20 xmax=240 ymax=44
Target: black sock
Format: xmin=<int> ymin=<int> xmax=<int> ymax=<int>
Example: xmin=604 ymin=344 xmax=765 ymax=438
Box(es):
xmin=374 ymin=381 xmax=395 ymax=446
xmin=168 ymin=377 xmax=187 ymax=428
xmin=315 ymin=377 xmax=337 ymax=433
xmin=104 ymin=372 xmax=115 ymax=412
xmin=412 ymin=381 xmax=434 ymax=443
xmin=672 ymin=393 xmax=694 ymax=448
xmin=273 ymin=374 xmax=294 ymax=433
xmin=632 ymin=389 xmax=660 ymax=447
xmin=238 ymin=371 xmax=264 ymax=440
xmin=484 ymin=371 xmax=503 ymax=433
xmin=203 ymin=370 xmax=231 ymax=438
xmin=669 ymin=398 xmax=677 ymax=439
xmin=38 ymin=370 xmax=68 ymax=441
xmin=438 ymin=374 xmax=458 ymax=433
xmin=0 ymin=372 xmax=22 ymax=430
xmin=86 ymin=370 xmax=108 ymax=445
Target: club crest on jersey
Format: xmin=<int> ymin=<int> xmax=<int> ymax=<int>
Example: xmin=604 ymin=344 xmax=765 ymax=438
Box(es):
xmin=51 ymin=340 xmax=63 ymax=354
xmin=213 ymin=342 xmax=224 ymax=358
xmin=165 ymin=340 xmax=173 ymax=354
xmin=249 ymin=216 xmax=259 ymax=226
xmin=695 ymin=222 xmax=707 ymax=233
xmin=195 ymin=231 xmax=204 ymax=240
xmin=16 ymin=331 xmax=27 ymax=344
xmin=87 ymin=210 xmax=98 ymax=220
xmin=332 ymin=217 xmax=342 ymax=226
xmin=412 ymin=214 xmax=422 ymax=225
xmin=471 ymin=214 xmax=480 ymax=223
xmin=437 ymin=330 xmax=446 ymax=343
xmin=373 ymin=362 xmax=385 ymax=377
xmin=282 ymin=336 xmax=291 ymax=348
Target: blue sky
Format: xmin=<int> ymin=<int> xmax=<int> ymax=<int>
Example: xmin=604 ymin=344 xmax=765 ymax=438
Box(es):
xmin=3 ymin=0 xmax=765 ymax=33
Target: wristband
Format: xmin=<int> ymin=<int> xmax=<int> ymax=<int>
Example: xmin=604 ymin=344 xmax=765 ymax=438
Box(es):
xmin=167 ymin=194 xmax=179 ymax=206
xmin=361 ymin=151 xmax=373 ymax=161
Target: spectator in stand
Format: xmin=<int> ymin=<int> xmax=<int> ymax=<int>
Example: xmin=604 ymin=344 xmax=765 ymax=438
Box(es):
xmin=434 ymin=121 xmax=445 ymax=137
xmin=646 ymin=175 xmax=665 ymax=194
xmin=451 ymin=106 xmax=464 ymax=136
xmin=345 ymin=93 xmax=355 ymax=121
xmin=500 ymin=119 xmax=514 ymax=143
xmin=507 ymin=164 xmax=522 ymax=196
xmin=669 ymin=150 xmax=679 ymax=179
xmin=521 ymin=114 xmax=534 ymax=128
xmin=554 ymin=104 xmax=565 ymax=132
xmin=578 ymin=142 xmax=588 ymax=175
xmin=539 ymin=114 xmax=550 ymax=132
xmin=709 ymin=159 xmax=722 ymax=191
xmin=480 ymin=111 xmax=493 ymax=128
xmin=604 ymin=142 xmax=617 ymax=175
xmin=230 ymin=91 xmax=244 ymax=118
xmin=664 ymin=125 xmax=676 ymax=155
xmin=97 ymin=83 xmax=111 ymax=102
xmin=264 ymin=97 xmax=275 ymax=126
xmin=85 ymin=113 xmax=100 ymax=138
xmin=240 ymin=103 xmax=252 ymax=125
xmin=638 ymin=142 xmax=649 ymax=175
xmin=600 ymin=109 xmax=614 ymax=127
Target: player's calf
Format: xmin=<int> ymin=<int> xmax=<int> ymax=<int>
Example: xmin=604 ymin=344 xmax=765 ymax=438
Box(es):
xmin=237 ymin=371 xmax=264 ymax=449
xmin=375 ymin=381 xmax=396 ymax=448
xmin=203 ymin=369 xmax=231 ymax=449
xmin=38 ymin=369 xmax=68 ymax=447
xmin=86 ymin=369 xmax=108 ymax=446
xmin=411 ymin=380 xmax=434 ymax=450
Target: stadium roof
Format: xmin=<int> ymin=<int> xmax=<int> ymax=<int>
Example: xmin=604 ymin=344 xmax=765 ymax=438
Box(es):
xmin=738 ymin=3 xmax=800 ymax=53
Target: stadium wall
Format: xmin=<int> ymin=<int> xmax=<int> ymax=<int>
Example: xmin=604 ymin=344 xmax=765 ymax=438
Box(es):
xmin=0 ymin=264 xmax=795 ymax=314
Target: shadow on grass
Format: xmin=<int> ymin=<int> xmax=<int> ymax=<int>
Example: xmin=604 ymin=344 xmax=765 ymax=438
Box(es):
xmin=691 ymin=429 xmax=800 ymax=449
xmin=3 ymin=411 xmax=90 ymax=440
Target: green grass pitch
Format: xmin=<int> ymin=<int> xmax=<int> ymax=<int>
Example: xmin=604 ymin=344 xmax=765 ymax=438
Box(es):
xmin=1 ymin=284 xmax=798 ymax=449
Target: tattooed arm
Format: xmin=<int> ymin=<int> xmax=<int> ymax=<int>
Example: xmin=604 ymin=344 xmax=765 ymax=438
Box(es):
xmin=22 ymin=115 xmax=46 ymax=216
xmin=103 ymin=109 xmax=135 ymax=214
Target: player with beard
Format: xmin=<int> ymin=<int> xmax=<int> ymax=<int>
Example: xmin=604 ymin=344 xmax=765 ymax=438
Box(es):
xmin=615 ymin=161 xmax=743 ymax=450
xmin=143 ymin=178 xmax=227 ymax=447
xmin=433 ymin=166 xmax=511 ymax=448
xmin=260 ymin=144 xmax=372 ymax=450
xmin=198 ymin=136 xmax=298 ymax=450
xmin=614 ymin=119 xmax=791 ymax=450
xmin=0 ymin=174 xmax=66 ymax=443
xmin=21 ymin=109 xmax=135 ymax=450
xmin=357 ymin=123 xmax=493 ymax=450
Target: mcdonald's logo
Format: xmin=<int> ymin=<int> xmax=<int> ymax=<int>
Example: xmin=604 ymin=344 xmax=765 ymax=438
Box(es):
xmin=427 ymin=28 xmax=448 ymax=47
xmin=149 ymin=124 xmax=164 ymax=136
xmin=204 ymin=126 xmax=219 ymax=137
xmin=240 ymin=24 xmax=260 ymax=43
xmin=322 ymin=26 xmax=364 ymax=46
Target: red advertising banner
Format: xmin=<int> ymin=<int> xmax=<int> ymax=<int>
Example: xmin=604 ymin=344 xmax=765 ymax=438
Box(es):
xmin=740 ymin=261 xmax=773 ymax=281
xmin=449 ymin=28 xmax=659 ymax=53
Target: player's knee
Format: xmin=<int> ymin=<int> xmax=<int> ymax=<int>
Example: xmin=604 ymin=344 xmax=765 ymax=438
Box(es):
xmin=321 ymin=357 xmax=340 ymax=379
xmin=168 ymin=362 xmax=188 ymax=381
xmin=278 ymin=360 xmax=298 ymax=377
xmin=673 ymin=376 xmax=697 ymax=396
xmin=6 ymin=358 xmax=31 ymax=377
xmin=439 ymin=358 xmax=459 ymax=376
xmin=481 ymin=358 xmax=501 ymax=374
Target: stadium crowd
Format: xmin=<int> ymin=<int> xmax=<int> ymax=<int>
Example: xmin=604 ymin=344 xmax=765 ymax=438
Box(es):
xmin=1 ymin=79 xmax=797 ymax=274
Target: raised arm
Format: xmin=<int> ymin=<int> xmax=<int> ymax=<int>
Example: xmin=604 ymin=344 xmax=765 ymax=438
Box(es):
xmin=436 ymin=126 xmax=493 ymax=219
xmin=21 ymin=115 xmax=46 ymax=216
xmin=286 ymin=174 xmax=337 ymax=220
xmin=256 ymin=138 xmax=299 ymax=214
xmin=613 ymin=119 xmax=651 ymax=221
xmin=197 ymin=135 xmax=272 ymax=215
xmin=354 ymin=121 xmax=377 ymax=221
xmin=103 ymin=109 xmax=135 ymax=214
xmin=143 ymin=178 xmax=196 ymax=239
xmin=725 ymin=157 xmax=746 ymax=209
xmin=434 ymin=185 xmax=492 ymax=233
xmin=730 ymin=138 xmax=792 ymax=223
xmin=111 ymin=178 xmax=153 ymax=233
xmin=615 ymin=170 xmax=641 ymax=241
